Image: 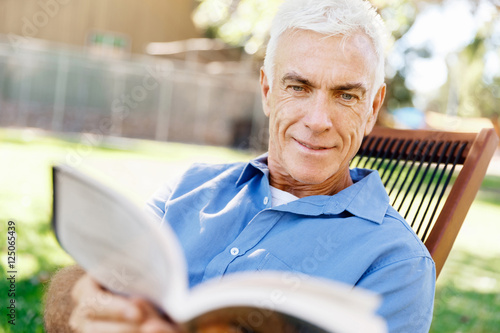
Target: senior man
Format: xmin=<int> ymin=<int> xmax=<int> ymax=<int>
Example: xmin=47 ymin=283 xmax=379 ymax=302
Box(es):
xmin=44 ymin=0 xmax=435 ymax=332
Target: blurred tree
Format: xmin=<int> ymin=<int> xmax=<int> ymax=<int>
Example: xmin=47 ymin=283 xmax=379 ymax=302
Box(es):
xmin=376 ymin=0 xmax=421 ymax=115
xmin=457 ymin=18 xmax=500 ymax=131
xmin=427 ymin=2 xmax=500 ymax=134
xmin=192 ymin=0 xmax=282 ymax=55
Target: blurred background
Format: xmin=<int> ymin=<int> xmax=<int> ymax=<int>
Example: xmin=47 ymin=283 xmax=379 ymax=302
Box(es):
xmin=0 ymin=0 xmax=499 ymax=332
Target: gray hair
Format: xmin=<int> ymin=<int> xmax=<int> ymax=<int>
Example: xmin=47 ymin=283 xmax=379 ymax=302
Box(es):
xmin=263 ymin=0 xmax=387 ymax=93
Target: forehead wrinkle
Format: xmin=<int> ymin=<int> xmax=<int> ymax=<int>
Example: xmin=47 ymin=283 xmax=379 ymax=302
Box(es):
xmin=275 ymin=31 xmax=375 ymax=97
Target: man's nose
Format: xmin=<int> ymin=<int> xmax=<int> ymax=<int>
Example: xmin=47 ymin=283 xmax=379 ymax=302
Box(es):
xmin=303 ymin=92 xmax=333 ymax=133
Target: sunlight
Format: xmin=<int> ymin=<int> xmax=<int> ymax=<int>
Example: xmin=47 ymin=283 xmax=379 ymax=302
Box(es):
xmin=392 ymin=0 xmax=498 ymax=94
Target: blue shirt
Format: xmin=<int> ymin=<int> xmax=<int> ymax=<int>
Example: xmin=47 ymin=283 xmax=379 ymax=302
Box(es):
xmin=147 ymin=154 xmax=435 ymax=333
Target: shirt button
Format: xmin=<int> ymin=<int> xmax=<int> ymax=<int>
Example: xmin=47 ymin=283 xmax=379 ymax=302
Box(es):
xmin=230 ymin=247 xmax=239 ymax=256
xmin=263 ymin=196 xmax=269 ymax=205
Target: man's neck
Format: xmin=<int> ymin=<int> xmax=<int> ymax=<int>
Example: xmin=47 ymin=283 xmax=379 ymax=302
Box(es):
xmin=269 ymin=169 xmax=354 ymax=198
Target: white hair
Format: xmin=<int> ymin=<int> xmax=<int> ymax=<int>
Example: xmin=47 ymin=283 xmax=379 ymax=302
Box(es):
xmin=263 ymin=0 xmax=387 ymax=94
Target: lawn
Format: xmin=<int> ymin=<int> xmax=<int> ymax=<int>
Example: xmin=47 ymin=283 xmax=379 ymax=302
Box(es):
xmin=0 ymin=128 xmax=499 ymax=332
xmin=0 ymin=128 xmax=252 ymax=332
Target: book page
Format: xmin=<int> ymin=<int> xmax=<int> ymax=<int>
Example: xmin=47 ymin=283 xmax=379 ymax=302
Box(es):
xmin=52 ymin=165 xmax=188 ymax=311
xmin=176 ymin=272 xmax=386 ymax=333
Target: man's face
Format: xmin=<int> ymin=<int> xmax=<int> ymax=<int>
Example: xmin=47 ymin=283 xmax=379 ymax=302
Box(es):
xmin=261 ymin=29 xmax=386 ymax=190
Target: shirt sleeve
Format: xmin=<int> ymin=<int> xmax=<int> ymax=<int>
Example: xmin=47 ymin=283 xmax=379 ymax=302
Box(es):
xmin=356 ymin=255 xmax=436 ymax=333
xmin=144 ymin=178 xmax=178 ymax=223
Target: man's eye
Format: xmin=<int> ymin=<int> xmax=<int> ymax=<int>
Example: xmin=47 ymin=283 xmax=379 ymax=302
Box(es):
xmin=341 ymin=93 xmax=354 ymax=100
xmin=291 ymin=86 xmax=304 ymax=92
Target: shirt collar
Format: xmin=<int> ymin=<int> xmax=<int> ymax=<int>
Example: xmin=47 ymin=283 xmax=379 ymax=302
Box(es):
xmin=236 ymin=153 xmax=269 ymax=186
xmin=236 ymin=154 xmax=389 ymax=224
xmin=337 ymin=169 xmax=389 ymax=224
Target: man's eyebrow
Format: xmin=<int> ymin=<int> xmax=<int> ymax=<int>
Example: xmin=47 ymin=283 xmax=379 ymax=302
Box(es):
xmin=281 ymin=72 xmax=314 ymax=87
xmin=333 ymin=82 xmax=368 ymax=96
xmin=281 ymin=74 xmax=368 ymax=95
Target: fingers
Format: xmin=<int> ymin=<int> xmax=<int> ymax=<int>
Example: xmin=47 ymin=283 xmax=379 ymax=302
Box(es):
xmin=76 ymin=274 xmax=143 ymax=321
xmin=70 ymin=274 xmax=142 ymax=332
xmin=133 ymin=299 xmax=183 ymax=333
xmin=74 ymin=320 xmax=179 ymax=333
xmin=73 ymin=320 xmax=144 ymax=333
xmin=69 ymin=274 xmax=182 ymax=333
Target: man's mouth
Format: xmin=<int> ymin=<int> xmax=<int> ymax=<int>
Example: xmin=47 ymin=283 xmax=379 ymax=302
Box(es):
xmin=295 ymin=139 xmax=331 ymax=150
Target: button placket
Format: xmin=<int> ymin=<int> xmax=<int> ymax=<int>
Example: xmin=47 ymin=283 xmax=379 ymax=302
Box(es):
xmin=202 ymin=210 xmax=283 ymax=281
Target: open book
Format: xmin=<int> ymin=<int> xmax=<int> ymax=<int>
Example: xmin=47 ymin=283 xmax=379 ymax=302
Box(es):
xmin=51 ymin=164 xmax=387 ymax=333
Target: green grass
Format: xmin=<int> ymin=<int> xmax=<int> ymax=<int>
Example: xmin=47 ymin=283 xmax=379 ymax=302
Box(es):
xmin=430 ymin=199 xmax=500 ymax=333
xmin=0 ymin=128 xmax=251 ymax=332
xmin=431 ymin=251 xmax=500 ymax=332
xmin=0 ymin=128 xmax=499 ymax=332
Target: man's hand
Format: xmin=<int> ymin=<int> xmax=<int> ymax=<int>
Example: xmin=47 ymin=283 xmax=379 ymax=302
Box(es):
xmin=69 ymin=274 xmax=181 ymax=333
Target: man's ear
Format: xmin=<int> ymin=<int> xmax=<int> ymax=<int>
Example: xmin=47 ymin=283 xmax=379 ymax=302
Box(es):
xmin=260 ymin=67 xmax=271 ymax=117
xmin=365 ymin=83 xmax=386 ymax=136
